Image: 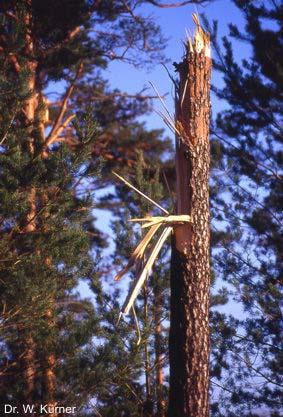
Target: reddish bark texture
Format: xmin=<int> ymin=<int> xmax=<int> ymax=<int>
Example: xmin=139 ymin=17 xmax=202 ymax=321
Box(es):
xmin=22 ymin=4 xmax=38 ymax=405
xmin=42 ymin=310 xmax=57 ymax=417
xmin=20 ymin=4 xmax=57 ymax=412
xmin=168 ymin=35 xmax=211 ymax=417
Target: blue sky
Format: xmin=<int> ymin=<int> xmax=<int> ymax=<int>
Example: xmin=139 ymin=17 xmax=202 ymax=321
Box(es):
xmin=106 ymin=0 xmax=250 ymax=133
xmin=92 ymin=0 xmax=251 ymax=249
xmin=80 ymin=0 xmax=251 ymax=319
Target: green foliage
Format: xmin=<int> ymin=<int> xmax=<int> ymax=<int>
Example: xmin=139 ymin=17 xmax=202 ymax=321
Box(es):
xmin=0 ymin=0 xmax=172 ymax=414
xmin=96 ymin=152 xmax=171 ymax=415
xmin=205 ymin=1 xmax=282 ymax=415
xmin=0 ymin=51 xmax=103 ymax=406
xmin=3 ymin=1 xmax=281 ymax=415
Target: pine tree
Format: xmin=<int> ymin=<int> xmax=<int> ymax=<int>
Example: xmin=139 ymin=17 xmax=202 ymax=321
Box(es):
xmin=0 ymin=0 xmax=168 ymax=412
xmin=94 ymin=151 xmax=172 ymax=416
xmin=205 ymin=1 xmax=282 ymax=415
xmin=0 ymin=1 xmax=204 ymax=414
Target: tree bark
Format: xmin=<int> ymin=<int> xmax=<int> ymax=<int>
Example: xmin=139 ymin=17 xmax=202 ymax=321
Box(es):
xmin=168 ymin=19 xmax=211 ymax=417
xmin=22 ymin=2 xmax=38 ymax=404
xmin=21 ymin=335 xmax=37 ymax=405
xmin=40 ymin=168 xmax=58 ymax=417
xmin=42 ymin=309 xmax=57 ymax=417
xmin=21 ymin=3 xmax=57 ymax=410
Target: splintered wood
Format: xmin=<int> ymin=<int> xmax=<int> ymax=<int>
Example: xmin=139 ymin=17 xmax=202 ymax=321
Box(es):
xmin=113 ymin=173 xmax=192 ymax=317
xmin=168 ymin=13 xmax=211 ymax=417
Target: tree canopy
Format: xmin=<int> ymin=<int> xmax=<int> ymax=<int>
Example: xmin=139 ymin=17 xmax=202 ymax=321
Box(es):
xmin=0 ymin=1 xmax=282 ymax=416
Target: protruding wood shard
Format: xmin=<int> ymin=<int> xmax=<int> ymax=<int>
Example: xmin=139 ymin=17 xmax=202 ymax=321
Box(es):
xmin=113 ymin=173 xmax=192 ymax=319
xmin=168 ymin=15 xmax=211 ymax=417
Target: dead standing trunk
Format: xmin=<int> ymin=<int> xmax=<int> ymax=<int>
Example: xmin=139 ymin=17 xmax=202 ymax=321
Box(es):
xmin=168 ymin=16 xmax=211 ymax=417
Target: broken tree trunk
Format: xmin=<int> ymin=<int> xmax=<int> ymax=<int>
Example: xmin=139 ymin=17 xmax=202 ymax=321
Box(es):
xmin=168 ymin=16 xmax=211 ymax=417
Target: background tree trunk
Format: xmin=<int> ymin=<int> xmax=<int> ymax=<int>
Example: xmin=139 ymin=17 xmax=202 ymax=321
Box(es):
xmin=42 ymin=310 xmax=57 ymax=417
xmin=143 ymin=286 xmax=153 ymax=417
xmin=21 ymin=4 xmax=57 ymax=409
xmin=168 ymin=18 xmax=211 ymax=417
xmin=21 ymin=335 xmax=36 ymax=405
xmin=22 ymin=14 xmax=38 ymax=402
xmin=154 ymin=285 xmax=165 ymax=417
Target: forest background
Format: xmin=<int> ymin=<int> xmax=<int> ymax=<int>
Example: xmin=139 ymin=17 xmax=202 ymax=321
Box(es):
xmin=0 ymin=1 xmax=281 ymax=417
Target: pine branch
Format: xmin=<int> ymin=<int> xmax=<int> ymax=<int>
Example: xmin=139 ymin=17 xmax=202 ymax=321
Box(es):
xmin=0 ymin=46 xmax=21 ymax=72
xmin=45 ymin=62 xmax=83 ymax=147
xmin=213 ymin=130 xmax=282 ymax=181
xmin=40 ymin=27 xmax=81 ymax=58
